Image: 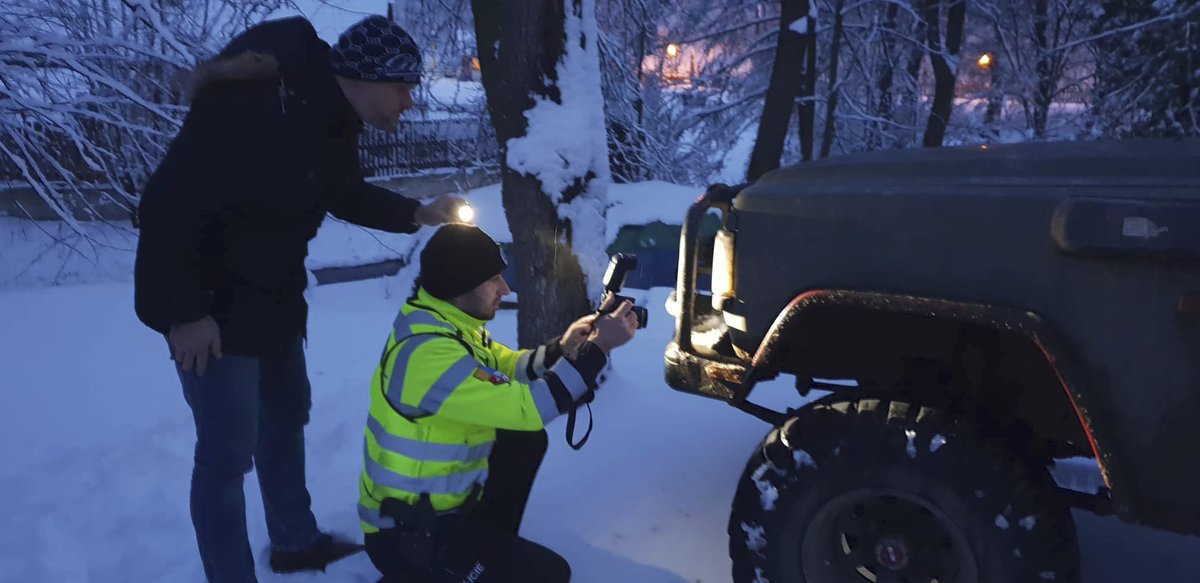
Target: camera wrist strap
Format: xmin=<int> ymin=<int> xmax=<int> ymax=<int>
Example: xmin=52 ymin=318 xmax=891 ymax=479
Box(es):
xmin=565 ymin=401 xmax=593 ymax=450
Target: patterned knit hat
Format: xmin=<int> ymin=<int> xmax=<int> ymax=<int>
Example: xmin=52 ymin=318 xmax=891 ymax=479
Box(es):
xmin=329 ymin=15 xmax=422 ymax=84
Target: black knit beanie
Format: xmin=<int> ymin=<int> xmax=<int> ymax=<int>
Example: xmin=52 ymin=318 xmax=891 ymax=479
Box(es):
xmin=329 ymin=15 xmax=422 ymax=84
xmin=419 ymin=225 xmax=508 ymax=299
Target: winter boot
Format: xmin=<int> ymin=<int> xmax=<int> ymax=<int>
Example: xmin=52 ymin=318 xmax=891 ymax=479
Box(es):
xmin=269 ymin=532 xmax=363 ymax=573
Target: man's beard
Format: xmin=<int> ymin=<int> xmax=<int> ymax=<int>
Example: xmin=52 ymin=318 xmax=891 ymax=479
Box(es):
xmin=463 ymin=305 xmax=496 ymax=321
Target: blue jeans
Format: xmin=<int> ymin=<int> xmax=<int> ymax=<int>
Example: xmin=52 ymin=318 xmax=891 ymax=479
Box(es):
xmin=176 ymin=339 xmax=321 ymax=582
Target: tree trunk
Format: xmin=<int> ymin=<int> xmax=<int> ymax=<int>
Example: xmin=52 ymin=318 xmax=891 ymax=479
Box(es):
xmin=747 ymin=0 xmax=808 ymax=181
xmin=899 ymin=15 xmax=928 ymax=148
xmin=797 ymin=23 xmax=817 ymax=161
xmin=873 ymin=2 xmax=901 ymax=150
xmin=471 ymin=0 xmax=599 ymax=345
xmin=921 ymin=0 xmax=966 ymax=147
xmin=819 ymin=0 xmax=846 ymax=158
xmin=985 ymin=54 xmax=1003 ymax=125
xmin=1031 ymin=0 xmax=1053 ymax=137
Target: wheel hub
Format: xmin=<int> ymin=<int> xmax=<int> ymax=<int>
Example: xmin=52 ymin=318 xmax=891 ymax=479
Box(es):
xmin=874 ymin=536 xmax=910 ymax=571
xmin=801 ymin=489 xmax=977 ymax=583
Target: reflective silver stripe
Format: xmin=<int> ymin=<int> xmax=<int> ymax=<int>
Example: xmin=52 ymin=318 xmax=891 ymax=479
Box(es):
xmin=393 ymin=310 xmax=455 ymax=337
xmin=364 ymin=443 xmax=488 ymax=494
xmin=528 ymin=379 xmax=561 ymax=425
xmin=384 ymin=335 xmax=440 ymax=417
xmin=533 ymin=345 xmax=548 ymax=377
xmin=417 ymin=355 xmax=479 ymax=413
xmin=367 ymin=416 xmax=493 ymax=463
xmin=358 ymin=503 xmax=396 ymax=530
xmin=551 ymin=358 xmax=589 ymax=401
xmin=514 ymin=351 xmax=533 ymax=383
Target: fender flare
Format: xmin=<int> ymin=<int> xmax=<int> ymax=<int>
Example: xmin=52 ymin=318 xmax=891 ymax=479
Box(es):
xmin=747 ymin=289 xmax=1128 ymax=511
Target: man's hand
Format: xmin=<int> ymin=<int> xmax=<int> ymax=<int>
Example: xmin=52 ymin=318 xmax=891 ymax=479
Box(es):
xmin=589 ymin=300 xmax=638 ymax=354
xmin=414 ymin=194 xmax=468 ymax=226
xmin=169 ymin=316 xmax=222 ymax=376
xmin=561 ymin=313 xmax=599 ymax=359
xmin=561 ymin=294 xmax=623 ymax=358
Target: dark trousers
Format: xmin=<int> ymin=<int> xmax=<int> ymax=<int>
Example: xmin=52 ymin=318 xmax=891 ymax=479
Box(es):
xmin=176 ymin=339 xmax=321 ymax=582
xmin=366 ymin=429 xmax=570 ymax=583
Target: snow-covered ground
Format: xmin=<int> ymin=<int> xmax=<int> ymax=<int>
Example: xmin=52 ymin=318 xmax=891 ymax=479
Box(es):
xmin=2 ymin=179 xmax=1200 ymax=581
xmin=2 ymin=276 xmax=1200 ymax=582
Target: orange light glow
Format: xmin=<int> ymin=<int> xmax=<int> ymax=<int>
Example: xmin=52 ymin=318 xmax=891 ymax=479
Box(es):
xmin=666 ymin=43 xmax=679 ymax=58
xmin=978 ymin=53 xmax=992 ymax=68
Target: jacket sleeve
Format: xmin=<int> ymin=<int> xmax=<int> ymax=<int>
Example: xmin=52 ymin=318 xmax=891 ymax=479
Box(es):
xmin=395 ymin=337 xmax=605 ymax=431
xmin=492 ymin=337 xmax=565 ymax=384
xmin=134 ymin=88 xmax=256 ymax=332
xmin=325 ymin=128 xmax=421 ymax=233
xmin=328 ymin=182 xmax=422 ymax=233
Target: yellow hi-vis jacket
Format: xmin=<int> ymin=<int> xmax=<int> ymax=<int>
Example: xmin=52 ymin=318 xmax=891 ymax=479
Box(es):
xmin=358 ymin=288 xmax=604 ymax=533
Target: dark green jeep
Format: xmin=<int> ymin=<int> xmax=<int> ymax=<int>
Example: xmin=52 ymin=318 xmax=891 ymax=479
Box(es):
xmin=663 ymin=139 xmax=1200 ymax=583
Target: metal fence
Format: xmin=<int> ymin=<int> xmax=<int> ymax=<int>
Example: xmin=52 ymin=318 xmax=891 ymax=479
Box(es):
xmin=2 ymin=115 xmax=500 ymax=219
xmin=1 ymin=115 xmax=499 ymax=186
xmin=359 ymin=115 xmax=499 ymax=178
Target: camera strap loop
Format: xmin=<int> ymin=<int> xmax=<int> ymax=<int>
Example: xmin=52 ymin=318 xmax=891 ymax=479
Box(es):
xmin=565 ymin=398 xmax=594 ymax=450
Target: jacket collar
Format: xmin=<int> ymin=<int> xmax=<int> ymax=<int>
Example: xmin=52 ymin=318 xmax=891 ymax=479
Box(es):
xmin=411 ymin=288 xmax=486 ymax=335
xmin=315 ymin=58 xmax=363 ymax=138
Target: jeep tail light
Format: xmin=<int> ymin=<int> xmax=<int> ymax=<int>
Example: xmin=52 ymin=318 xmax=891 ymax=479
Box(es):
xmin=711 ymin=227 xmax=736 ymax=309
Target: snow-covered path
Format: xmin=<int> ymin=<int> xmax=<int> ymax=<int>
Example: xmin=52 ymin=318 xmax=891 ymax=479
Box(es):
xmin=1 ymin=279 xmax=1198 ymax=582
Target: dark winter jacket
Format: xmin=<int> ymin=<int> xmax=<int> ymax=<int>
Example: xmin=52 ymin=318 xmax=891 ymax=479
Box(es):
xmin=135 ymin=17 xmax=420 ymax=356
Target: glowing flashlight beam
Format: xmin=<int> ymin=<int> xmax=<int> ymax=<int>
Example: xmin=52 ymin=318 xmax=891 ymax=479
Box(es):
xmin=456 ymin=203 xmax=475 ymax=223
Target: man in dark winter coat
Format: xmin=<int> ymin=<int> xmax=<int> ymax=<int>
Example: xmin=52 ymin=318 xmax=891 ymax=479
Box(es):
xmin=134 ymin=14 xmax=461 ymax=582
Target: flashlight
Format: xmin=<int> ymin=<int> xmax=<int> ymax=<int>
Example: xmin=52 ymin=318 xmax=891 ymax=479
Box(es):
xmin=456 ymin=202 xmax=475 ymax=223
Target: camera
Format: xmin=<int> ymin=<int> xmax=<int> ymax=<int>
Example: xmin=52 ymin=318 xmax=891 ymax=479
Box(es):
xmin=599 ymin=253 xmax=648 ymax=329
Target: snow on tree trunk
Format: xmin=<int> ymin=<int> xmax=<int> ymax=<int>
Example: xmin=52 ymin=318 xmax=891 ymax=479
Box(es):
xmin=472 ymin=0 xmax=610 ymax=344
xmin=506 ymin=0 xmax=611 ymax=293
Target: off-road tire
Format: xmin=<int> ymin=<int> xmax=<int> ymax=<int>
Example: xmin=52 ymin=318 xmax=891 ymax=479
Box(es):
xmin=728 ymin=398 xmax=1080 ymax=583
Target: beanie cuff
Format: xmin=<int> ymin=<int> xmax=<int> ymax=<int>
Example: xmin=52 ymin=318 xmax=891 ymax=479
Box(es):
xmin=422 ymin=254 xmax=506 ymax=298
xmin=331 ymin=63 xmax=421 ymax=84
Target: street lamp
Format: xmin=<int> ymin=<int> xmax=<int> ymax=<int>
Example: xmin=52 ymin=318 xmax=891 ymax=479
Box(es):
xmin=978 ymin=53 xmax=993 ymax=69
xmin=666 ymin=43 xmax=679 ymax=59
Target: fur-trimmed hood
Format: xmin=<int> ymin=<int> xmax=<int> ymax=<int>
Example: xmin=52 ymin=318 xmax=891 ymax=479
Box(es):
xmin=187 ymin=17 xmax=327 ymax=101
xmin=187 ymin=51 xmax=279 ymax=101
